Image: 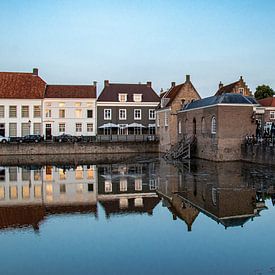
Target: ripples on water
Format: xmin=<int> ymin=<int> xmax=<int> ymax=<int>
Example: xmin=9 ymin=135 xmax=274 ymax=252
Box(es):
xmin=0 ymin=155 xmax=274 ymax=275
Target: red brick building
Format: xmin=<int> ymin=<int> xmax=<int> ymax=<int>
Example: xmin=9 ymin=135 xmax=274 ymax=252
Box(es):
xmin=257 ymin=96 xmax=275 ymax=125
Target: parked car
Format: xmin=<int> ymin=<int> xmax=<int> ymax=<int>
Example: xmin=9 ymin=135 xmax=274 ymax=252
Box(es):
xmin=0 ymin=135 xmax=10 ymax=143
xmin=55 ymin=134 xmax=77 ymax=143
xmin=19 ymin=134 xmax=44 ymax=143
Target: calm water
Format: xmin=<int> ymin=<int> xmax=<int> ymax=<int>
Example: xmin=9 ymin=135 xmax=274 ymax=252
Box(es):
xmin=0 ymin=155 xmax=275 ymax=275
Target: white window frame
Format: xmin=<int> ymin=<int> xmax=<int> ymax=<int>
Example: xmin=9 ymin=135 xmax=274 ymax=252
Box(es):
xmin=149 ymin=109 xmax=156 ymax=120
xmin=164 ymin=112 xmax=168 ymax=127
xmin=134 ymin=109 xmax=141 ymax=120
xmin=33 ymin=106 xmax=41 ymax=118
xmin=87 ymin=123 xmax=94 ymax=132
xmin=21 ymin=106 xmax=29 ymax=118
xmin=104 ymin=109 xmax=112 ymax=120
xmin=75 ymin=109 xmax=82 ymax=118
xmin=119 ymin=93 xmax=127 ymax=102
xmin=211 ymin=116 xmax=217 ymax=134
xmin=59 ymin=109 xmax=65 ymax=118
xmin=9 ymin=106 xmax=17 ymax=118
xmin=239 ymin=88 xmax=244 ymax=94
xmin=59 ymin=123 xmax=65 ymax=133
xmin=76 ymin=123 xmax=82 ymax=132
xmin=0 ymin=106 xmax=4 ymax=118
xmin=45 ymin=109 xmax=51 ymax=118
xmin=133 ymin=94 xmax=142 ymax=102
xmin=270 ymin=111 xmax=275 ymax=120
xmin=119 ymin=109 xmax=127 ymax=120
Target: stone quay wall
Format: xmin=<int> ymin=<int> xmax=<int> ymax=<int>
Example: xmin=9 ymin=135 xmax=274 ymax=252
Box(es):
xmin=0 ymin=141 xmax=159 ymax=156
xmin=241 ymin=144 xmax=275 ymax=166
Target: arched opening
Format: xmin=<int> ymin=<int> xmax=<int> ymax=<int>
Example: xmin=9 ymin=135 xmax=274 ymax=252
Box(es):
xmin=201 ymin=117 xmax=206 ymax=134
xmin=211 ymin=116 xmax=217 ymax=135
xmin=193 ymin=118 xmax=196 ymax=135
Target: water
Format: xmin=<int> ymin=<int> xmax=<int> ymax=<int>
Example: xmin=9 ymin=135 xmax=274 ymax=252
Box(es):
xmin=0 ymin=155 xmax=275 ymax=275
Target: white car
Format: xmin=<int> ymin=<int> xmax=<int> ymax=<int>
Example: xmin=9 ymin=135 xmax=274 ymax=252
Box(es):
xmin=0 ymin=135 xmax=10 ymax=143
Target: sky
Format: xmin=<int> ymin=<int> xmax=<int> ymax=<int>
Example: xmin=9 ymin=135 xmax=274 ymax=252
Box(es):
xmin=0 ymin=0 xmax=275 ymax=97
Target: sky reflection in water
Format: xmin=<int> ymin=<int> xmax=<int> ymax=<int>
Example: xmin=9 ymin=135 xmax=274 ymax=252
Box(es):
xmin=0 ymin=156 xmax=274 ymax=275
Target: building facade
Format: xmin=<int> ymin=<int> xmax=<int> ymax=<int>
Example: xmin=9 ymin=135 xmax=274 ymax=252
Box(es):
xmin=43 ymin=84 xmax=97 ymax=139
xmin=177 ymin=93 xmax=258 ymax=161
xmin=156 ymin=75 xmax=201 ymax=152
xmin=97 ymin=81 xmax=160 ymax=138
xmin=257 ymin=96 xmax=275 ymax=127
xmin=0 ymin=69 xmax=46 ymax=137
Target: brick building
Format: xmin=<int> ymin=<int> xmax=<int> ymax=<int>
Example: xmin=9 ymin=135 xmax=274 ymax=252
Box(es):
xmin=257 ymin=96 xmax=275 ymax=126
xmin=156 ymin=75 xmax=201 ymax=152
xmin=177 ymin=93 xmax=258 ymax=161
xmin=215 ymin=76 xmax=252 ymax=96
xmin=97 ymin=81 xmax=159 ymax=138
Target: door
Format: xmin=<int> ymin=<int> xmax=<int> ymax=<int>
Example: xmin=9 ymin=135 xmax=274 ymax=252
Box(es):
xmin=0 ymin=124 xmax=5 ymax=137
xmin=45 ymin=124 xmax=52 ymax=140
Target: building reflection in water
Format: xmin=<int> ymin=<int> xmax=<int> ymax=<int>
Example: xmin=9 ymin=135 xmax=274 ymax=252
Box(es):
xmin=0 ymin=157 xmax=274 ymax=232
xmin=156 ymin=159 xmax=275 ymax=231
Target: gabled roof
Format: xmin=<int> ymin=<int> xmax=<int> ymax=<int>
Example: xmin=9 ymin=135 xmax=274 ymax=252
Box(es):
xmin=158 ymin=76 xmax=201 ymax=109
xmin=45 ymin=85 xmax=96 ymax=98
xmin=257 ymin=96 xmax=275 ymax=107
xmin=182 ymin=93 xmax=258 ymax=111
xmin=97 ymin=82 xmax=160 ymax=102
xmin=215 ymin=81 xmax=239 ymax=95
xmin=0 ymin=70 xmax=46 ymax=99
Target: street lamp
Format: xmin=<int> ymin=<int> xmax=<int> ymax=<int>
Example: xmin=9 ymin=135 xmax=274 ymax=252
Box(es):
xmin=28 ymin=120 xmax=31 ymax=135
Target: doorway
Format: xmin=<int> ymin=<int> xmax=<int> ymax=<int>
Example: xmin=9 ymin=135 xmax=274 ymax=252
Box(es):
xmin=45 ymin=124 xmax=52 ymax=140
xmin=0 ymin=124 xmax=5 ymax=137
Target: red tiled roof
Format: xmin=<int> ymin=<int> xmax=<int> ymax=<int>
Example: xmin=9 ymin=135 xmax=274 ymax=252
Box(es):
xmin=0 ymin=72 xmax=46 ymax=99
xmin=97 ymin=83 xmax=160 ymax=102
xmin=257 ymin=97 xmax=275 ymax=107
xmin=45 ymin=85 xmax=96 ymax=98
xmin=215 ymin=81 xmax=239 ymax=96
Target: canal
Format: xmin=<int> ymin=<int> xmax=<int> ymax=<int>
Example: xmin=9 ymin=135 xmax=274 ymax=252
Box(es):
xmin=0 ymin=154 xmax=274 ymax=275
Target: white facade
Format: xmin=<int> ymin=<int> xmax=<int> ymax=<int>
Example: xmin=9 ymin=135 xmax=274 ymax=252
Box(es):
xmin=0 ymin=99 xmax=43 ymax=137
xmin=42 ymin=98 xmax=97 ymax=138
xmin=0 ymin=165 xmax=97 ymax=206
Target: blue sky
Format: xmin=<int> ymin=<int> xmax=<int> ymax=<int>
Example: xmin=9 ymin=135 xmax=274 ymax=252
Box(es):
xmin=0 ymin=0 xmax=274 ymax=97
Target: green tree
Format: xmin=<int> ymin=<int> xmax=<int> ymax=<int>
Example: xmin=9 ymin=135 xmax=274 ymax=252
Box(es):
xmin=254 ymin=85 xmax=274 ymax=99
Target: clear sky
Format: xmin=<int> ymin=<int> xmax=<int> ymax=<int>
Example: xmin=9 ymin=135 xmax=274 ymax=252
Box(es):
xmin=0 ymin=0 xmax=274 ymax=97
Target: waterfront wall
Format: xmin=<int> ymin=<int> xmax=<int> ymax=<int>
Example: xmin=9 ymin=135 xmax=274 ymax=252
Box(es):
xmin=241 ymin=144 xmax=275 ymax=166
xmin=0 ymin=141 xmax=159 ymax=156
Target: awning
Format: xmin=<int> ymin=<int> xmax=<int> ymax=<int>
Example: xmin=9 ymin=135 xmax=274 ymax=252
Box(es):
xmin=127 ymin=123 xmax=145 ymax=128
xmin=98 ymin=123 xmax=119 ymax=128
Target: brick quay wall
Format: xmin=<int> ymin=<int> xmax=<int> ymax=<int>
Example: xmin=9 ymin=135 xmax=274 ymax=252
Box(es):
xmin=0 ymin=141 xmax=159 ymax=156
xmin=241 ymin=144 xmax=275 ymax=166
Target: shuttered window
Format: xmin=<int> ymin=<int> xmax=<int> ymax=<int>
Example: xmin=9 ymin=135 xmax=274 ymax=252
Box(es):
xmin=9 ymin=123 xmax=17 ymax=137
xmin=21 ymin=106 xmax=29 ymax=118
xmin=0 ymin=106 xmax=4 ymax=118
xmin=21 ymin=123 xmax=30 ymax=136
xmin=33 ymin=106 xmax=41 ymax=118
xmin=33 ymin=123 xmax=41 ymax=135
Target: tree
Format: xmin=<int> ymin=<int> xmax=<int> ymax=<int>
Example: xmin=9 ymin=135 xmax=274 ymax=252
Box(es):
xmin=254 ymin=85 xmax=274 ymax=100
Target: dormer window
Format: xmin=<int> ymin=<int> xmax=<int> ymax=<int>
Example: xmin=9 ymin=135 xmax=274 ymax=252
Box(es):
xmin=133 ymin=94 xmax=142 ymax=102
xmin=119 ymin=94 xmax=127 ymax=102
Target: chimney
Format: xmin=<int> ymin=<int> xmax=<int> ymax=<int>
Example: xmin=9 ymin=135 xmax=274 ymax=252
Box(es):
xmin=104 ymin=80 xmax=109 ymax=87
xmin=147 ymin=81 xmax=152 ymax=88
xmin=219 ymin=81 xmax=223 ymax=89
xmin=93 ymin=81 xmax=97 ymax=87
xmin=240 ymin=76 xmax=243 ymax=81
xmin=186 ymin=75 xmax=190 ymax=83
xmin=32 ymin=68 xmax=39 ymax=76
xmin=171 ymin=82 xmax=176 ymax=88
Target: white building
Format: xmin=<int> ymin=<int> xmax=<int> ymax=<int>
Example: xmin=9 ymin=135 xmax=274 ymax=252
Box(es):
xmin=0 ymin=68 xmax=45 ymax=137
xmin=43 ymin=84 xmax=97 ymax=139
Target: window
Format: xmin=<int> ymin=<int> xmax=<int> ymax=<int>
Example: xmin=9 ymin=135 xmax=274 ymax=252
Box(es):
xmin=59 ymin=169 xmax=66 ymax=180
xmin=9 ymin=123 xmax=17 ymax=137
xmin=87 ymin=167 xmax=94 ymax=179
xmin=134 ymin=109 xmax=141 ymax=120
xmin=201 ymin=117 xmax=206 ymax=134
xmin=59 ymin=102 xmax=65 ymax=107
xmin=0 ymin=106 xmax=4 ymax=118
xmin=22 ymin=169 xmax=30 ymax=181
xmin=59 ymin=123 xmax=65 ymax=133
xmin=45 ymin=109 xmax=51 ymax=118
xmin=87 ymin=110 xmax=93 ymax=118
xmin=75 ymin=109 xmax=82 ymax=118
xmin=59 ymin=109 xmax=65 ymax=118
xmin=60 ymin=184 xmax=66 ymax=193
xmin=75 ymin=102 xmax=81 ymax=107
xmin=135 ymin=178 xmax=142 ymax=191
xmin=21 ymin=123 xmax=30 ymax=136
xmin=157 ymin=116 xmax=160 ymax=127
xmin=239 ymin=88 xmax=244 ymax=94
xmin=133 ymin=94 xmax=142 ymax=102
xmin=270 ymin=111 xmax=275 ymax=120
xmin=9 ymin=106 xmax=17 ymax=118
xmin=21 ymin=106 xmax=29 ymax=118
xmin=33 ymin=123 xmax=41 ymax=135
xmin=120 ymin=178 xmax=127 ymax=192
xmin=0 ymin=186 xmax=4 ymax=200
xmin=34 ymin=185 xmax=42 ymax=198
xmin=9 ymin=186 xmax=18 ymax=200
xmin=9 ymin=167 xmax=17 ymax=181
xmin=87 ymin=123 xmax=94 ymax=132
xmin=178 ymin=120 xmax=182 ymax=134
xmin=88 ymin=184 xmax=94 ymax=192
xmin=46 ymin=102 xmax=51 ymax=107
xmin=119 ymin=94 xmax=127 ymax=102
xmin=87 ymin=102 xmax=93 ymax=108
xmin=75 ymin=166 xmax=83 ymax=180
xmin=105 ymin=180 xmax=112 ymax=192
xmin=76 ymin=123 xmax=82 ymax=132
xmin=149 ymin=109 xmax=155 ymax=120
xmin=22 ymin=185 xmax=30 ymax=199
xmin=164 ymin=112 xmax=168 ymax=127
xmin=211 ymin=116 xmax=217 ymax=134
xmin=104 ymin=109 xmax=112 ymax=120
xmin=33 ymin=106 xmax=41 ymax=118
xmin=119 ymin=109 xmax=127 ymax=120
